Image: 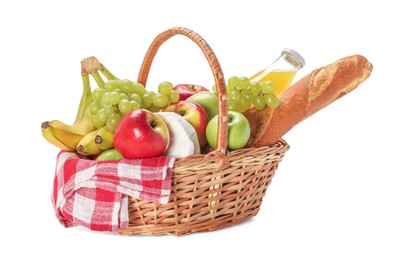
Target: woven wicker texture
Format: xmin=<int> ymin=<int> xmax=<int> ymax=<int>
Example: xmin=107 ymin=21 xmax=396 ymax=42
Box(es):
xmin=117 ymin=27 xmax=289 ymax=236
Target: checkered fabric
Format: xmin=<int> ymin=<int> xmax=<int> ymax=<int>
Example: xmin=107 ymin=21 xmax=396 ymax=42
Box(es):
xmin=52 ymin=151 xmax=175 ymax=231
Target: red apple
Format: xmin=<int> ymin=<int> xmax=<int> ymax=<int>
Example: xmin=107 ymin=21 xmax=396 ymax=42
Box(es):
xmin=173 ymin=84 xmax=209 ymax=100
xmin=162 ymin=101 xmax=209 ymax=148
xmin=114 ymin=109 xmax=170 ymax=159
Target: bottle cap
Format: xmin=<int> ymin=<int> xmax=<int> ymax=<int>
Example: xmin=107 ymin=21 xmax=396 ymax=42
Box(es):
xmin=282 ymin=48 xmax=306 ymax=68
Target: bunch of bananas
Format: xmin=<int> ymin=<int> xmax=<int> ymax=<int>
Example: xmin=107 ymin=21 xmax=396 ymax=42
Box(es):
xmin=41 ymin=57 xmax=117 ymax=156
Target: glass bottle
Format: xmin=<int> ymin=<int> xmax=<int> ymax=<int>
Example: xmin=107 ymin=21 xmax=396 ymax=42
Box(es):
xmin=249 ymin=48 xmax=306 ymax=95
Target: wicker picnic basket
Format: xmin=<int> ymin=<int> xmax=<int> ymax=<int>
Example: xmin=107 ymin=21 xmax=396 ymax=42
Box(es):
xmin=115 ymin=27 xmax=290 ymax=236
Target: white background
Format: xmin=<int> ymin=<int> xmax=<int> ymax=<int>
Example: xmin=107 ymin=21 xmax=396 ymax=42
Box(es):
xmin=1 ymin=0 xmax=405 ymax=259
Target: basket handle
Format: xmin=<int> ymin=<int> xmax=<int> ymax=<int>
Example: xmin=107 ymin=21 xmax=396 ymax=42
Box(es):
xmin=137 ymin=27 xmax=229 ymax=155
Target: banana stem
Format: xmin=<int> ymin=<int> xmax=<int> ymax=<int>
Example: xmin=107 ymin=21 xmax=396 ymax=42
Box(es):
xmin=82 ymin=74 xmax=91 ymax=94
xmin=91 ymin=71 xmax=105 ymax=88
xmin=100 ymin=64 xmax=119 ymax=80
xmin=83 ymin=74 xmax=92 ymax=99
xmin=73 ymin=74 xmax=93 ymax=124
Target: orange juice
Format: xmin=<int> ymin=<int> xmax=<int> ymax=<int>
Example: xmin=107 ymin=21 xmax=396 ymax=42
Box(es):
xmin=249 ymin=70 xmax=298 ymax=95
xmin=250 ymin=48 xmax=305 ymax=96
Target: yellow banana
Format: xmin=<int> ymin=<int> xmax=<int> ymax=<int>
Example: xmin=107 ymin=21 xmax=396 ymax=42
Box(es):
xmin=74 ymin=57 xmax=117 ymax=123
xmin=41 ymin=122 xmax=74 ymax=151
xmin=76 ymin=129 xmax=103 ymax=156
xmin=41 ymin=56 xmax=119 ymax=152
xmin=41 ymin=73 xmax=94 ymax=150
xmin=95 ymin=126 xmax=115 ymax=150
xmin=41 ymin=108 xmax=95 ymax=150
xmin=41 ymin=121 xmax=87 ymax=150
xmin=73 ymin=73 xmax=93 ymax=124
xmin=45 ymin=116 xmax=94 ymax=136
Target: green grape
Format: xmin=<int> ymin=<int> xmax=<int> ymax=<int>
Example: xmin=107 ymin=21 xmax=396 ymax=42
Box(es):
xmin=250 ymin=81 xmax=261 ymax=95
xmin=158 ymin=81 xmax=173 ymax=96
xmin=104 ymin=80 xmax=120 ymax=92
xmin=241 ymin=89 xmax=254 ymax=101
xmin=264 ymin=93 xmax=280 ymax=109
xmin=106 ymin=124 xmax=116 ymax=133
xmin=130 ymin=100 xmax=141 ymax=110
xmin=141 ymin=92 xmax=153 ymax=107
xmin=101 ymin=92 xmax=121 ymax=105
xmin=110 ymin=91 xmax=121 ymax=105
xmin=118 ymin=99 xmax=132 ymax=114
xmin=228 ymin=98 xmax=238 ymax=111
xmin=96 ymin=108 xmax=108 ymax=123
xmin=148 ymin=91 xmax=156 ymax=97
xmin=103 ymin=104 xmax=118 ymax=118
xmin=228 ymin=76 xmax=240 ymax=89
xmin=212 ymin=84 xmax=217 ymax=93
xmin=89 ymin=101 xmax=101 ymax=114
xmin=133 ymin=83 xmax=147 ymax=96
xmin=148 ymin=105 xmax=161 ymax=112
xmin=229 ymin=89 xmax=241 ymax=101
xmin=168 ymin=90 xmax=180 ymax=103
xmin=120 ymin=93 xmax=129 ymax=100
xmin=92 ymin=88 xmax=106 ymax=102
xmin=152 ymin=93 xmax=169 ymax=108
xmin=226 ymin=83 xmax=234 ymax=96
xmin=237 ymin=98 xmax=251 ymax=113
xmin=106 ymin=113 xmax=122 ymax=132
xmin=129 ymin=93 xmax=142 ymax=104
xmin=101 ymin=92 xmax=111 ymax=105
xmin=119 ymin=79 xmax=136 ymax=94
xmin=113 ymin=88 xmax=123 ymax=94
xmin=252 ymin=96 xmax=266 ymax=110
xmin=85 ymin=108 xmax=93 ymax=118
xmin=239 ymin=76 xmax=250 ymax=89
xmin=92 ymin=115 xmax=105 ymax=129
xmin=261 ymin=81 xmax=276 ymax=94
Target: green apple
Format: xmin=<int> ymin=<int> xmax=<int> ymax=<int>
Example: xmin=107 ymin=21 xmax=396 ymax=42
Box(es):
xmin=186 ymin=92 xmax=218 ymax=120
xmin=205 ymin=111 xmax=250 ymax=150
xmin=96 ymin=149 xmax=124 ymax=161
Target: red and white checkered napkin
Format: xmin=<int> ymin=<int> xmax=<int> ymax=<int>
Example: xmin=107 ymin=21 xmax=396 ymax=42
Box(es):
xmin=52 ymin=151 xmax=175 ymax=232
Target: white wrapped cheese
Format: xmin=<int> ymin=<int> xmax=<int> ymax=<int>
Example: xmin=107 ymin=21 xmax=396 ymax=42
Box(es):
xmin=157 ymin=112 xmax=200 ymax=158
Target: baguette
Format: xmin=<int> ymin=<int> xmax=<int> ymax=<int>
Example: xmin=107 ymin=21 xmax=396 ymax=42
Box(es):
xmin=243 ymin=55 xmax=373 ymax=148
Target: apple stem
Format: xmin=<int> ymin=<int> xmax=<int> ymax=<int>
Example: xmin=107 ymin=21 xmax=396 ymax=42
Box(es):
xmin=228 ymin=114 xmax=234 ymax=123
xmin=179 ymin=110 xmax=186 ymax=116
xmin=150 ymin=119 xmax=157 ymax=128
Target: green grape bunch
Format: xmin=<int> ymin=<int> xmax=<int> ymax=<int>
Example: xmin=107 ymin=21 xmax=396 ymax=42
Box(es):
xmin=85 ymin=79 xmax=180 ymax=132
xmin=213 ymin=76 xmax=280 ymax=113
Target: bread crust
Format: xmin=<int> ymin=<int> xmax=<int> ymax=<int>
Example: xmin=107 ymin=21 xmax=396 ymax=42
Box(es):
xmin=244 ymin=55 xmax=373 ymax=148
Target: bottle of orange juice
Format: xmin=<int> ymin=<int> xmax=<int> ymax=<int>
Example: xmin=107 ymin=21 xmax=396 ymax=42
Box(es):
xmin=249 ymin=48 xmax=305 ymax=95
